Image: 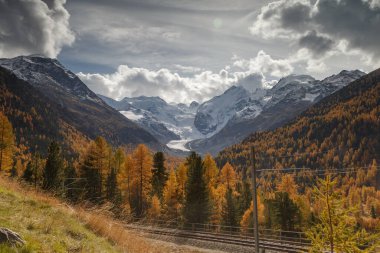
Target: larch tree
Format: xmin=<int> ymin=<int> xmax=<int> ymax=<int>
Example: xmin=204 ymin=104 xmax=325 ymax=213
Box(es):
xmin=152 ymin=151 xmax=168 ymax=199
xmin=132 ymin=144 xmax=153 ymax=217
xmin=220 ymin=162 xmax=237 ymax=190
xmin=0 ymin=112 xmax=14 ymax=174
xmin=113 ymin=147 xmax=125 ymax=174
xmin=148 ymin=195 xmax=161 ymax=220
xmin=176 ymin=162 xmax=188 ymax=204
xmin=203 ymin=153 xmax=219 ymax=189
xmin=42 ymin=141 xmax=64 ymax=191
xmin=162 ymin=169 xmax=180 ymax=220
xmin=183 ymin=152 xmax=210 ymax=224
xmin=307 ymin=176 xmax=380 ymax=253
xmin=118 ymin=154 xmax=134 ymax=206
xmin=277 ymin=174 xmax=298 ymax=200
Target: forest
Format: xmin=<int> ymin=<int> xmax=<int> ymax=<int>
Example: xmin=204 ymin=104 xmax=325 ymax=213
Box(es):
xmin=1 ymin=110 xmax=380 ymax=252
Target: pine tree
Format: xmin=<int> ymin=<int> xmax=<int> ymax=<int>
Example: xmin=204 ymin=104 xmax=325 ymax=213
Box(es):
xmin=22 ymin=161 xmax=34 ymax=183
xmin=42 ymin=141 xmax=64 ymax=191
xmin=64 ymin=163 xmax=78 ymax=202
xmin=132 ymin=144 xmax=153 ymax=217
xmin=183 ymin=152 xmax=210 ymax=224
xmin=80 ymin=140 xmax=103 ymax=202
xmin=222 ymin=188 xmax=238 ymax=227
xmin=152 ymin=152 xmax=168 ymax=199
xmin=106 ymin=167 xmax=119 ymax=203
xmin=271 ymin=192 xmax=301 ymax=233
xmin=0 ymin=112 xmax=14 ymax=174
xmin=162 ymin=169 xmax=180 ymax=220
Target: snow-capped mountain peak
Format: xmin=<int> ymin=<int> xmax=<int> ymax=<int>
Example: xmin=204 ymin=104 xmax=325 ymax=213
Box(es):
xmin=0 ymin=55 xmax=103 ymax=104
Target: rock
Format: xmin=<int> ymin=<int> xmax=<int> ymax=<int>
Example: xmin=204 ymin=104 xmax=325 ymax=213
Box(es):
xmin=0 ymin=228 xmax=25 ymax=246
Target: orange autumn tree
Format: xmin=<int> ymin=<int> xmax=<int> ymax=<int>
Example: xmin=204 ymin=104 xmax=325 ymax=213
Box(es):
xmin=176 ymin=162 xmax=187 ymax=204
xmin=220 ymin=162 xmax=237 ymax=190
xmin=118 ymin=154 xmax=134 ymax=208
xmin=203 ymin=154 xmax=219 ymax=189
xmin=162 ymin=169 xmax=180 ymax=220
xmin=132 ymin=144 xmax=153 ymax=216
xmin=0 ymin=112 xmax=15 ymax=174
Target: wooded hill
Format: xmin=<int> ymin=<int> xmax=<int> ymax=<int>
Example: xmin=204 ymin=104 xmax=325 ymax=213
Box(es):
xmin=0 ymin=64 xmax=162 ymax=157
xmin=217 ymin=68 xmax=380 ymax=176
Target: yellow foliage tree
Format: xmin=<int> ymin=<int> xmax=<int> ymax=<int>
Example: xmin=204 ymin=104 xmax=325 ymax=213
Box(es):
xmin=203 ymin=154 xmax=219 ymax=189
xmin=240 ymin=194 xmax=265 ymax=231
xmin=132 ymin=144 xmax=153 ymax=216
xmin=176 ymin=162 xmax=187 ymax=203
xmin=0 ymin=112 xmax=15 ymax=174
xmin=277 ymin=174 xmax=298 ymax=200
xmin=220 ymin=162 xmax=236 ymax=190
xmin=148 ymin=195 xmax=161 ymax=220
xmin=162 ymin=169 xmax=180 ymax=220
xmin=118 ymin=154 xmax=134 ymax=205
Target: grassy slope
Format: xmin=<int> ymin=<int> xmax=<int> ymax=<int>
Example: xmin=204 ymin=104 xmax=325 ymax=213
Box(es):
xmin=0 ymin=177 xmax=209 ymax=253
xmin=0 ymin=178 xmax=120 ymax=253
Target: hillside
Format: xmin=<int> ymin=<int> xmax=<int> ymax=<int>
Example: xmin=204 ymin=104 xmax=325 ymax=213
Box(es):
xmin=217 ymin=68 xmax=380 ymax=174
xmin=190 ymin=70 xmax=365 ymax=155
xmin=0 ymin=177 xmax=120 ymax=252
xmin=0 ymin=56 xmax=162 ymax=156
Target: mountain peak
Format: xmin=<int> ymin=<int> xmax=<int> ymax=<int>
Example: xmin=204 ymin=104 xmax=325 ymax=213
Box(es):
xmin=0 ymin=55 xmax=103 ymax=104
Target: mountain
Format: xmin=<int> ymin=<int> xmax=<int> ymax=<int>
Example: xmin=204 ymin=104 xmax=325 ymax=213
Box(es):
xmin=99 ymin=95 xmax=202 ymax=149
xmin=217 ymin=68 xmax=380 ymax=173
xmin=189 ymin=70 xmax=365 ymax=155
xmin=0 ymin=55 xmax=162 ymax=155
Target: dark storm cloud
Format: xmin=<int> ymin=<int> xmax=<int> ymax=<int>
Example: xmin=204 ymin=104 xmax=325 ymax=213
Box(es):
xmin=298 ymin=30 xmax=334 ymax=56
xmin=251 ymin=0 xmax=380 ymax=59
xmin=0 ymin=0 xmax=74 ymax=58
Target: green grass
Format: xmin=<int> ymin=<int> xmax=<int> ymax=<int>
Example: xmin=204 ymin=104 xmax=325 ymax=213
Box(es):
xmin=0 ymin=183 xmax=121 ymax=253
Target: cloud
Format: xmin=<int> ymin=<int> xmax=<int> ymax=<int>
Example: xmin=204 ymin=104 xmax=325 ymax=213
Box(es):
xmin=0 ymin=0 xmax=74 ymax=58
xmin=298 ymin=30 xmax=334 ymax=56
xmin=78 ymin=50 xmax=294 ymax=104
xmin=250 ymin=0 xmax=380 ymax=62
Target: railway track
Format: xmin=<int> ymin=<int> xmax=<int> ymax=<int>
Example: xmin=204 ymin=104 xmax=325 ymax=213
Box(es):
xmin=125 ymin=224 xmax=310 ymax=253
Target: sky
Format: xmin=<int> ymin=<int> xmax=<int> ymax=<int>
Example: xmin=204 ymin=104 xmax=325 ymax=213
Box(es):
xmin=0 ymin=0 xmax=380 ymax=104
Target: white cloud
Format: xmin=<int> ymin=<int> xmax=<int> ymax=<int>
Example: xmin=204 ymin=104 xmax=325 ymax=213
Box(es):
xmin=0 ymin=0 xmax=74 ymax=58
xmin=249 ymin=0 xmax=380 ymax=64
xmin=78 ymin=50 xmax=297 ymax=104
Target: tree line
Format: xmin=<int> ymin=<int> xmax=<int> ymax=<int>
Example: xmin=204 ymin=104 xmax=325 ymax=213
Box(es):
xmin=1 ymin=111 xmax=380 ymax=252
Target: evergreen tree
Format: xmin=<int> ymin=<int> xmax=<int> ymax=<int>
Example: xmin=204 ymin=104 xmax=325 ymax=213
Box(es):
xmin=22 ymin=162 xmax=34 ymax=183
xmin=183 ymin=152 xmax=210 ymax=224
xmin=64 ymin=164 xmax=78 ymax=202
xmin=0 ymin=112 xmax=14 ymax=174
xmin=237 ymin=179 xmax=252 ymax=217
xmin=106 ymin=167 xmax=119 ymax=203
xmin=42 ymin=141 xmax=64 ymax=191
xmin=80 ymin=140 xmax=103 ymax=202
xmin=152 ymin=152 xmax=168 ymax=199
xmin=222 ymin=188 xmax=238 ymax=227
xmin=271 ymin=192 xmax=301 ymax=233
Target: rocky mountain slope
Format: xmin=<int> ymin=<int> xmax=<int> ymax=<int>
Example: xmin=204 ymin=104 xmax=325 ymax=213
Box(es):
xmin=189 ymin=70 xmax=365 ymax=155
xmin=0 ymin=55 xmax=162 ymax=155
xmin=217 ymin=68 xmax=380 ymax=173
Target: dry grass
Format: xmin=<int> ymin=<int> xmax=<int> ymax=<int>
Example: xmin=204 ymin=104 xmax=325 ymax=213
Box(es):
xmin=0 ymin=176 xmax=209 ymax=253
